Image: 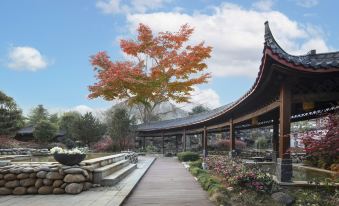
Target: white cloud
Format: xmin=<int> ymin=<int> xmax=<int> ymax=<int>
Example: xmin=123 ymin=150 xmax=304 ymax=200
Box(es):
xmin=126 ymin=2 xmax=330 ymax=77
xmin=252 ymin=0 xmax=274 ymax=11
xmin=295 ymin=0 xmax=318 ymax=8
xmin=7 ymin=46 xmax=48 ymax=71
xmin=96 ymin=0 xmax=122 ymax=14
xmin=96 ymin=0 xmax=171 ymax=14
xmin=173 ymin=86 xmax=221 ymax=111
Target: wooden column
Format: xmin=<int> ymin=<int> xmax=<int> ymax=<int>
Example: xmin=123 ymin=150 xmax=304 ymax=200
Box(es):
xmin=230 ymin=119 xmax=235 ymax=151
xmin=143 ymin=137 xmax=146 ymax=149
xmin=175 ymin=135 xmax=179 ymax=154
xmin=272 ymin=119 xmax=279 ymax=161
xmin=203 ymin=126 xmax=208 ymax=157
xmin=276 ymin=82 xmax=293 ymax=182
xmin=183 ymin=129 xmax=186 ymax=151
xmin=162 ymin=132 xmax=165 ymax=155
xmin=279 ymin=83 xmax=291 ymax=159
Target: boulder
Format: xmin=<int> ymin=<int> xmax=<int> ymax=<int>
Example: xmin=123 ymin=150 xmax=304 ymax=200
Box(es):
xmin=4 ymin=173 xmax=16 ymax=181
xmin=0 ymin=187 xmax=12 ymax=195
xmin=46 ymin=172 xmax=63 ymax=180
xmin=17 ymin=173 xmax=30 ymax=179
xmin=53 ymin=180 xmax=63 ymax=188
xmin=64 ymin=174 xmax=86 ymax=183
xmin=38 ymin=165 xmax=51 ymax=172
xmin=64 ymin=168 xmax=85 ymax=174
xmin=20 ymin=178 xmax=36 ymax=187
xmin=5 ymin=180 xmax=20 ymax=188
xmin=0 ymin=174 xmax=3 ymax=179
xmin=43 ymin=179 xmax=53 ymax=186
xmin=60 ymin=183 xmax=67 ymax=189
xmin=38 ymin=186 xmax=53 ymax=194
xmin=35 ymin=179 xmax=43 ymax=188
xmin=13 ymin=187 xmax=26 ymax=195
xmin=22 ymin=167 xmax=34 ymax=173
xmin=37 ymin=171 xmax=47 ymax=178
xmin=83 ymin=182 xmax=92 ymax=191
xmin=53 ymin=188 xmax=65 ymax=194
xmin=271 ymin=192 xmax=295 ymax=206
xmin=0 ymin=180 xmax=5 ymax=187
xmin=29 ymin=173 xmax=36 ymax=178
xmin=65 ymin=183 xmax=83 ymax=194
xmin=27 ymin=186 xmax=38 ymax=194
xmin=9 ymin=168 xmax=21 ymax=174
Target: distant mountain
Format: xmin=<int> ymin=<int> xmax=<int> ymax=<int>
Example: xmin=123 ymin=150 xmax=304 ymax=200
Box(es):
xmin=111 ymin=101 xmax=188 ymax=123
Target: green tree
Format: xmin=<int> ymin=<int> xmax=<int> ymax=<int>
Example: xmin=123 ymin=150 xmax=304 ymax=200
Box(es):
xmin=59 ymin=111 xmax=81 ymax=140
xmin=49 ymin=113 xmax=59 ymax=126
xmin=0 ymin=91 xmax=23 ymax=135
xmin=106 ymin=107 xmax=136 ymax=151
xmin=33 ymin=120 xmax=57 ymax=143
xmin=28 ymin=104 xmax=49 ymax=126
xmin=189 ymin=105 xmax=210 ymax=115
xmin=72 ymin=112 xmax=105 ymax=146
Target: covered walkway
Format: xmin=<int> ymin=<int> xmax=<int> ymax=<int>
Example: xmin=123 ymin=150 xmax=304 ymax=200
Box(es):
xmin=123 ymin=158 xmax=214 ymax=206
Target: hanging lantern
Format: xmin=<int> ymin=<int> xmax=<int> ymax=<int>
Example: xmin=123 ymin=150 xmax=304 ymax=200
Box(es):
xmin=303 ymin=101 xmax=315 ymax=112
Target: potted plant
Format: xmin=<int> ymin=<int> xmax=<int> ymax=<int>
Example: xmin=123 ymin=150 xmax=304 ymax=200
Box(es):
xmin=50 ymin=147 xmax=87 ymax=166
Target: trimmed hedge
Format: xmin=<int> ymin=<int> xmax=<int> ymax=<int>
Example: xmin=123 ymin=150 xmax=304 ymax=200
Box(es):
xmin=177 ymin=151 xmax=200 ymax=162
xmin=189 ymin=159 xmax=203 ymax=169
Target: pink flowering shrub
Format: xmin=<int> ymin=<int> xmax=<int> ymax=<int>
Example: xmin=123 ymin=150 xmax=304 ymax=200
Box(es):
xmin=215 ymin=139 xmax=247 ymax=151
xmin=300 ymin=112 xmax=339 ymax=169
xmin=205 ymin=155 xmax=274 ymax=193
xmin=93 ymin=136 xmax=113 ymax=152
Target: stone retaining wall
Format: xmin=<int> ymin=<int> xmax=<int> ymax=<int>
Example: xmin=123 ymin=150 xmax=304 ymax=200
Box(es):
xmin=0 ymin=164 xmax=93 ymax=195
xmin=0 ymin=148 xmax=49 ymax=156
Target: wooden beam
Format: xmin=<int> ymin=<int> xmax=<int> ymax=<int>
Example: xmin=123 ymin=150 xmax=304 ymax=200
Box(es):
xmin=233 ymin=101 xmax=280 ymax=124
xmin=279 ymin=82 xmax=291 ymax=159
xmin=206 ymin=121 xmax=230 ymax=130
xmin=292 ymin=92 xmax=339 ymax=103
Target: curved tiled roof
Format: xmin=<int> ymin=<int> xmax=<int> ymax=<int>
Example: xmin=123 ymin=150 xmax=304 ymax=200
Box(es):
xmin=137 ymin=21 xmax=339 ymax=132
xmin=264 ymin=22 xmax=339 ymax=69
xmin=137 ymin=103 xmax=233 ymax=131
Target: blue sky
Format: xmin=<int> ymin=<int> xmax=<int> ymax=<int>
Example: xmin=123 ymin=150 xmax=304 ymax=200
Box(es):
xmin=0 ymin=0 xmax=338 ymax=115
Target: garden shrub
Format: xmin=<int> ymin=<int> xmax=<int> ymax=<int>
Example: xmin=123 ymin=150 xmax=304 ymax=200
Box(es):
xmin=300 ymin=112 xmax=339 ymax=170
xmin=215 ymin=139 xmax=246 ymax=151
xmin=177 ymin=151 xmax=200 ymax=162
xmin=189 ymin=159 xmax=202 ymax=168
xmin=189 ymin=167 xmax=206 ymax=176
xmin=205 ymin=155 xmax=275 ymax=193
xmin=93 ymin=136 xmax=113 ymax=152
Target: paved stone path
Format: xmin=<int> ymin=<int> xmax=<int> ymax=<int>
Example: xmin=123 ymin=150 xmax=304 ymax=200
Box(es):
xmin=0 ymin=157 xmax=155 ymax=206
xmin=123 ymin=158 xmax=214 ymax=206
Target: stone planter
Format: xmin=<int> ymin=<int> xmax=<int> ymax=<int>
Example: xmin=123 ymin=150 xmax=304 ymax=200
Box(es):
xmin=53 ymin=153 xmax=86 ymax=166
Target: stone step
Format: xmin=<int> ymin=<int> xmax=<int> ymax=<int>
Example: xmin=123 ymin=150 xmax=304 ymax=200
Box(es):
xmin=83 ymin=153 xmax=126 ymax=169
xmin=101 ymin=164 xmax=137 ymax=186
xmin=93 ymin=159 xmax=129 ymax=184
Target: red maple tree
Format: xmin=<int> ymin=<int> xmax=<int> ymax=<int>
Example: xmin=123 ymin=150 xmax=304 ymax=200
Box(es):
xmin=88 ymin=24 xmax=212 ymax=123
xmin=300 ymin=112 xmax=339 ymax=169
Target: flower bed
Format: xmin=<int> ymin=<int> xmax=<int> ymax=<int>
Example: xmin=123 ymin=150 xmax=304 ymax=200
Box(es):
xmin=188 ymin=155 xmax=339 ymax=206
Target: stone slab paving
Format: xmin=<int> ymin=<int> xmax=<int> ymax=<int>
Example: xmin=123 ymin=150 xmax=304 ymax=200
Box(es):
xmin=0 ymin=156 xmax=155 ymax=206
xmin=123 ymin=157 xmax=214 ymax=206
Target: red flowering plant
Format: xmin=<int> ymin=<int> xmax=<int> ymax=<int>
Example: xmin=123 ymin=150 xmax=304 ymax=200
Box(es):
xmin=205 ymin=155 xmax=274 ymax=193
xmin=300 ymin=112 xmax=339 ymax=170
